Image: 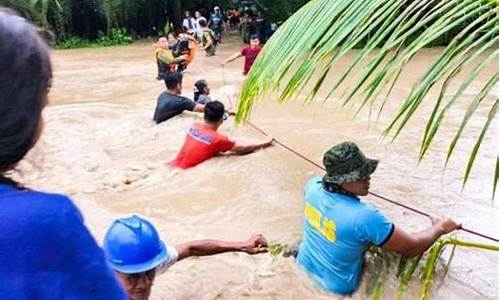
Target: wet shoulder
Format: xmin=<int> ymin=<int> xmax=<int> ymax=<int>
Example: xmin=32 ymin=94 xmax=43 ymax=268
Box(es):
xmin=159 ymin=91 xmax=179 ymax=102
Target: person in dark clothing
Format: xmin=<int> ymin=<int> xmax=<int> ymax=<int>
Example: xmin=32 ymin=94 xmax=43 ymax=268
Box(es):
xmin=239 ymin=11 xmax=252 ymax=44
xmin=153 ymin=73 xmax=205 ymax=124
xmin=253 ymin=11 xmax=267 ymax=43
xmin=208 ymin=6 xmax=225 ymax=43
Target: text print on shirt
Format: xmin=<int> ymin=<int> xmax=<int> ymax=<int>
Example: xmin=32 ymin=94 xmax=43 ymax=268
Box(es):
xmin=305 ymin=203 xmax=337 ymax=242
xmin=188 ymin=127 xmax=213 ymax=144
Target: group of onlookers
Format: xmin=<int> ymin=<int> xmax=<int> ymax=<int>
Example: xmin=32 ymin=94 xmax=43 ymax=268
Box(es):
xmin=182 ymin=6 xmax=278 ymax=46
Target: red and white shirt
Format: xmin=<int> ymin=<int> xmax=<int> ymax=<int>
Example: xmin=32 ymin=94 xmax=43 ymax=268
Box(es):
xmin=169 ymin=123 xmax=236 ymax=169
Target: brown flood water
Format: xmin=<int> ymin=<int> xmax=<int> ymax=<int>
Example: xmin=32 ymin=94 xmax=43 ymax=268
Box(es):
xmin=18 ymin=33 xmax=498 ymax=299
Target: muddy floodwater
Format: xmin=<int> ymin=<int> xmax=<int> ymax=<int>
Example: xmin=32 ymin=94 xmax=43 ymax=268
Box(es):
xmin=18 ymin=33 xmax=498 ymax=299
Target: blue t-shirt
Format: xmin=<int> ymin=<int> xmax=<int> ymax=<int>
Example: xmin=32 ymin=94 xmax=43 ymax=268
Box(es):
xmin=296 ymin=177 xmax=394 ymax=295
xmin=0 ymin=184 xmax=127 ymax=300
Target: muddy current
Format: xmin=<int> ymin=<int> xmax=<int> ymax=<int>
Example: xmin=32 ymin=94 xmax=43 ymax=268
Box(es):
xmin=16 ymin=33 xmax=498 ymax=299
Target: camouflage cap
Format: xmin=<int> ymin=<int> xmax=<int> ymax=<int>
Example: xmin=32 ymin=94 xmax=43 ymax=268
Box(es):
xmin=322 ymin=142 xmax=378 ymax=185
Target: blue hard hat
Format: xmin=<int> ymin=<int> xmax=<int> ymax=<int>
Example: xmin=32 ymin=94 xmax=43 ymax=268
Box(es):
xmin=103 ymin=215 xmax=168 ymax=274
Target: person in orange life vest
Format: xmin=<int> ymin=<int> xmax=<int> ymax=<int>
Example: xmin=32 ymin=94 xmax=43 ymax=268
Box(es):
xmin=154 ymin=37 xmax=188 ymax=87
xmin=169 ymin=101 xmax=274 ymax=169
xmin=222 ymin=35 xmax=261 ymax=75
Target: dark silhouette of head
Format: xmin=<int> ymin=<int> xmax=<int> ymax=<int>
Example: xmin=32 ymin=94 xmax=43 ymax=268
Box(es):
xmin=0 ymin=8 xmax=52 ymax=185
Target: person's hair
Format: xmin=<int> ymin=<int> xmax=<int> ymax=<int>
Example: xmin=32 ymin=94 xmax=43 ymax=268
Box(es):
xmin=250 ymin=35 xmax=259 ymax=41
xmin=204 ymin=101 xmax=225 ymax=123
xmin=0 ymin=8 xmax=52 ymax=186
xmin=164 ymin=73 xmax=182 ymax=90
xmin=193 ymin=79 xmax=208 ymax=102
xmin=198 ymin=19 xmax=207 ymax=27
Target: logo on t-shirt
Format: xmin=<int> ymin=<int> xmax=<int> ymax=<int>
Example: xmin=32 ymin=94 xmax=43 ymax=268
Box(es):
xmin=188 ymin=128 xmax=213 ymax=144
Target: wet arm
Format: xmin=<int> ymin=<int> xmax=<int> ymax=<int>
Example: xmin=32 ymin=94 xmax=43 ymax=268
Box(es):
xmin=192 ymin=104 xmax=205 ymax=113
xmin=230 ymin=139 xmax=273 ymax=155
xmin=175 ymin=235 xmax=267 ymax=260
xmin=224 ymin=52 xmax=243 ymax=64
xmin=382 ymin=219 xmax=460 ymax=258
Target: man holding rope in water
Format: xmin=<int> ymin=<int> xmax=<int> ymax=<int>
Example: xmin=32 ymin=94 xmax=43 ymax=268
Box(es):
xmin=169 ymin=101 xmax=274 ymax=169
xmin=296 ymin=142 xmax=461 ymax=295
xmin=104 ymin=215 xmax=268 ymax=300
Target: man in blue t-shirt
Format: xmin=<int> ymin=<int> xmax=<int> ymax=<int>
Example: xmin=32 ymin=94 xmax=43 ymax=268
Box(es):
xmin=208 ymin=6 xmax=225 ymax=43
xmin=297 ymin=142 xmax=461 ymax=295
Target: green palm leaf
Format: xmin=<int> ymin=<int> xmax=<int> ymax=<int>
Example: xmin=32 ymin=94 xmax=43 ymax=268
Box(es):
xmin=237 ymin=0 xmax=498 ymax=193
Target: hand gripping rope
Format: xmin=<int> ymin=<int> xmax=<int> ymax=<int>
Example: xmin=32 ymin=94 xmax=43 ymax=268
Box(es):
xmin=219 ymin=65 xmax=498 ymax=243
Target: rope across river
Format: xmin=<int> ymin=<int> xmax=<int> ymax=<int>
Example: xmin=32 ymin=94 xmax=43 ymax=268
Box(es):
xmin=219 ymin=64 xmax=498 ymax=243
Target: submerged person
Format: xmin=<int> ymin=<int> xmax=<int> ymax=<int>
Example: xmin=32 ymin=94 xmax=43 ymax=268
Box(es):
xmin=154 ymin=36 xmax=188 ymax=86
xmin=222 ymin=35 xmax=262 ymax=75
xmin=0 ymin=9 xmax=127 ymax=299
xmin=169 ymin=101 xmax=273 ymax=169
xmin=153 ymin=73 xmax=205 ymax=124
xmin=199 ymin=19 xmax=217 ymax=56
xmin=104 ymin=215 xmax=268 ymax=300
xmin=193 ymin=79 xmax=212 ymax=105
xmin=296 ymin=142 xmax=461 ymax=295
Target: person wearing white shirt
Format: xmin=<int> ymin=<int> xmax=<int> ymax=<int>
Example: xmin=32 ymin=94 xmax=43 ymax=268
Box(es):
xmin=182 ymin=11 xmax=196 ymax=35
xmin=104 ymin=215 xmax=268 ymax=300
xmin=194 ymin=10 xmax=207 ymax=42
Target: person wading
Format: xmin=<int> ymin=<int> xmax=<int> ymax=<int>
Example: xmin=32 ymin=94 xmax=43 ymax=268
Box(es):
xmin=199 ymin=19 xmax=217 ymax=57
xmin=208 ymin=6 xmax=225 ymax=43
xmin=104 ymin=215 xmax=268 ymax=300
xmin=222 ymin=35 xmax=262 ymax=76
xmin=169 ymin=101 xmax=273 ymax=169
xmin=194 ymin=11 xmax=207 ymax=42
xmin=193 ymin=79 xmax=213 ymax=105
xmin=296 ymin=142 xmax=461 ymax=295
xmin=155 ymin=36 xmax=188 ymax=87
xmin=0 ymin=9 xmax=127 ymax=299
xmin=152 ymin=73 xmax=205 ymax=124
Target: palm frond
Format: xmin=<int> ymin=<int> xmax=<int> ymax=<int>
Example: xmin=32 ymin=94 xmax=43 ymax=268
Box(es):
xmin=237 ymin=0 xmax=498 ymax=192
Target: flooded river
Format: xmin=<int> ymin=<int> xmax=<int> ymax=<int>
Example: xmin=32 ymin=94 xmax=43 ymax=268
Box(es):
xmin=18 ymin=33 xmax=498 ymax=299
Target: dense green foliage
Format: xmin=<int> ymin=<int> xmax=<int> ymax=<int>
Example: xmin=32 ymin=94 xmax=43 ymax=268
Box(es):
xmin=0 ymin=0 xmax=232 ymax=44
xmin=254 ymin=0 xmax=308 ymax=22
xmin=269 ymin=238 xmax=498 ymax=299
xmin=55 ymin=28 xmax=133 ymax=49
xmin=238 ymin=0 xmax=499 ymax=195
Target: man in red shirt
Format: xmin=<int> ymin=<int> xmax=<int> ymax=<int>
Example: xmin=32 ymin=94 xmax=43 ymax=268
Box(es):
xmin=170 ymin=101 xmax=273 ymax=169
xmin=222 ymin=35 xmax=262 ymax=75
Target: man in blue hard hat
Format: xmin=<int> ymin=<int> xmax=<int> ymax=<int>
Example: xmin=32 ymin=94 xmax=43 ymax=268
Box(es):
xmin=103 ymin=215 xmax=268 ymax=300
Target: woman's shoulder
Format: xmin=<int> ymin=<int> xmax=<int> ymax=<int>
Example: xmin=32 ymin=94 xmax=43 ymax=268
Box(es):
xmin=1 ymin=185 xmax=79 ymax=217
